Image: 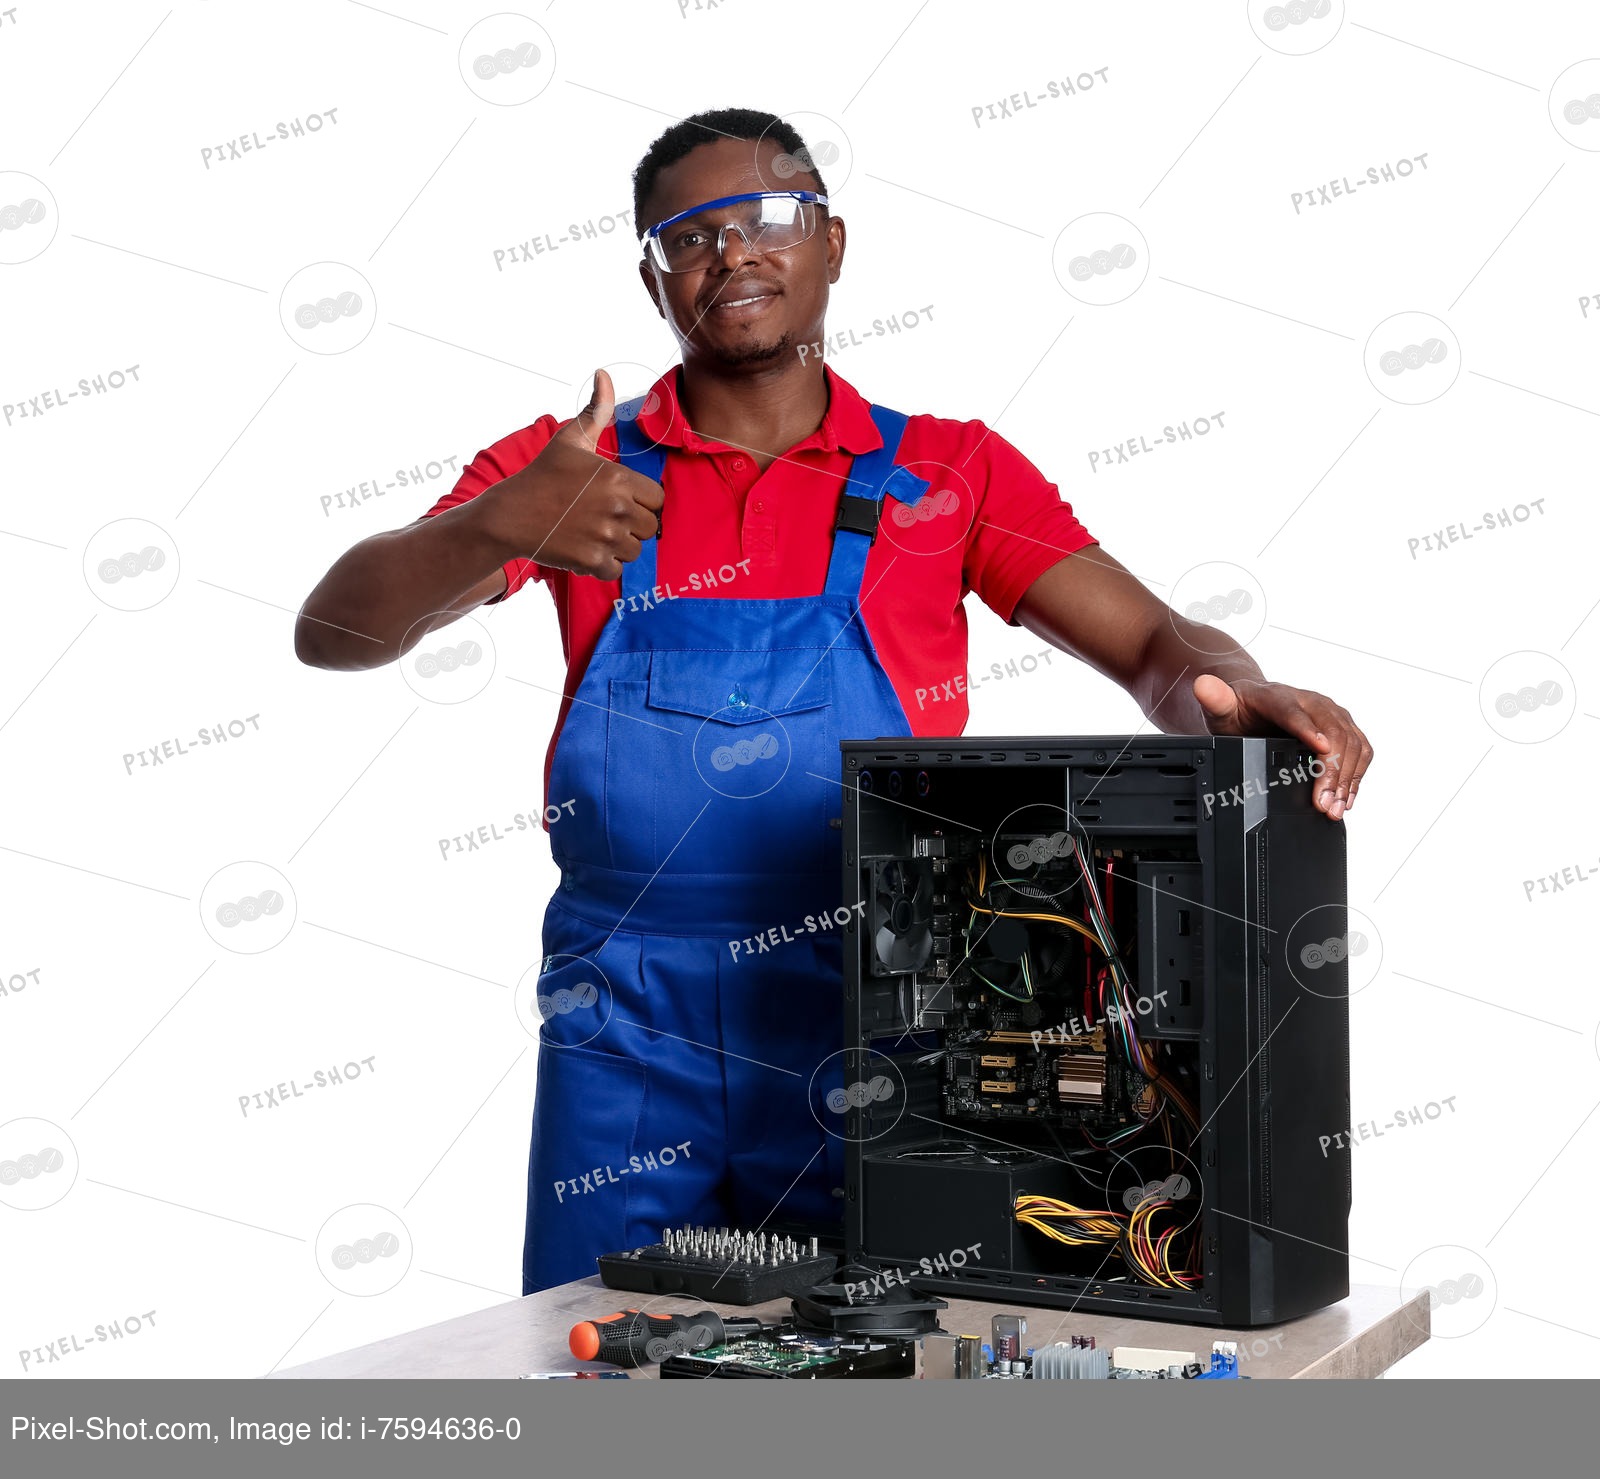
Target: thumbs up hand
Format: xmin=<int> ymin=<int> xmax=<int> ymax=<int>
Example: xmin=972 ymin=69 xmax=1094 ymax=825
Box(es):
xmin=486 ymin=369 xmax=666 ymax=580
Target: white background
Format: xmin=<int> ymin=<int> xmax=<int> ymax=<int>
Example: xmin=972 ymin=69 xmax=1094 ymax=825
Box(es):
xmin=2 ymin=0 xmax=1597 ymax=1379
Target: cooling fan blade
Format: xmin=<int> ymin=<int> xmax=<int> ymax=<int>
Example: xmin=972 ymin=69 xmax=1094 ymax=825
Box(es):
xmin=870 ymin=859 xmax=935 ymax=975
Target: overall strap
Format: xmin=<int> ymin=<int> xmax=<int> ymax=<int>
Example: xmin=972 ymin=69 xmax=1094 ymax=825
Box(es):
xmin=822 ymin=405 xmax=932 ymax=599
xmin=613 ymin=398 xmax=664 ymax=602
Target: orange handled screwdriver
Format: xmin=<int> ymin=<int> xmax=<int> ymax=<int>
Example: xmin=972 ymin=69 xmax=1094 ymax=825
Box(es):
xmin=568 ymin=1308 xmax=762 ymax=1368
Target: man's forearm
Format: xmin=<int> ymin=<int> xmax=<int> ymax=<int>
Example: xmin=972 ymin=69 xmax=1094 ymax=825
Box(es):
xmin=295 ymin=490 xmax=514 ymax=671
xmin=1135 ymin=619 xmax=1264 ymax=733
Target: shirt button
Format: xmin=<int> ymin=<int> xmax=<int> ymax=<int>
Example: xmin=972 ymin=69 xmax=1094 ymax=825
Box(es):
xmin=753 ymin=501 xmax=765 ymax=513
xmin=731 ymin=457 xmax=747 ymax=471
xmin=728 ymin=685 xmax=750 ymax=709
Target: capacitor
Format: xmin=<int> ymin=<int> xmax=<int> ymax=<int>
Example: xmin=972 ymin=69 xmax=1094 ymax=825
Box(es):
xmin=992 ymin=1314 xmax=1026 ymax=1364
xmin=955 ymin=1335 xmax=983 ymax=1378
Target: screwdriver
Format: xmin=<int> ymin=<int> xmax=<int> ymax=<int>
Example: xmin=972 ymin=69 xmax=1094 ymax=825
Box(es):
xmin=568 ymin=1308 xmax=764 ymax=1368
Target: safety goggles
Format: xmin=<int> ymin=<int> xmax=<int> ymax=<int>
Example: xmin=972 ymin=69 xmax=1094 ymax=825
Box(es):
xmin=642 ymin=191 xmax=829 ymax=273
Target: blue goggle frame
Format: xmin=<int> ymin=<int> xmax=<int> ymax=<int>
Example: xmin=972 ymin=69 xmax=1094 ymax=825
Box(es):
xmin=642 ymin=190 xmax=830 ymax=244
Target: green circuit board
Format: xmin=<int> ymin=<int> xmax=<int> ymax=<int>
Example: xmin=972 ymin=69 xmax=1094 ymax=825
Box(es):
xmin=659 ymin=1332 xmax=913 ymax=1380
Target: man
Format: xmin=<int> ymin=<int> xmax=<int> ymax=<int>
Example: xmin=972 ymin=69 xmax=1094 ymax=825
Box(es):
xmin=296 ymin=108 xmax=1373 ymax=1296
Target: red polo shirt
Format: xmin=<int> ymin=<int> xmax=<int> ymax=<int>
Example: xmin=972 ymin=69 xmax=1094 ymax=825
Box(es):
xmin=422 ymin=365 xmax=1096 ymax=795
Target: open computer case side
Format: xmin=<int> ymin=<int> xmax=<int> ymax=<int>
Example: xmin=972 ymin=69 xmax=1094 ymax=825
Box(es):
xmin=1202 ymin=735 xmax=1352 ymax=1325
xmin=838 ymin=735 xmax=1351 ymax=1329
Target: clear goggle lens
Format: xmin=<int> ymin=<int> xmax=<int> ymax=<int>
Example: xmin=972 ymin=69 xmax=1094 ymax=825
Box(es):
xmin=646 ymin=193 xmax=827 ymax=273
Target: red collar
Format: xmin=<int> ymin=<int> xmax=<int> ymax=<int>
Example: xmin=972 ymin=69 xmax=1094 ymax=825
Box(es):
xmin=631 ymin=364 xmax=883 ymax=456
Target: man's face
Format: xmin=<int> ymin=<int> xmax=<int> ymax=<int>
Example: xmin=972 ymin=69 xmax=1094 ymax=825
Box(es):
xmin=637 ymin=136 xmax=845 ymax=369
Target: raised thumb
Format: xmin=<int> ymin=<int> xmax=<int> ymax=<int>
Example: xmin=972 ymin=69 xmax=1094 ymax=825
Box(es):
xmin=570 ymin=367 xmax=616 ymax=448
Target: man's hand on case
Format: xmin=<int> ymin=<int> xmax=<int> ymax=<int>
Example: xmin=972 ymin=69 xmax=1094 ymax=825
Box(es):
xmin=1193 ymin=674 xmax=1372 ymax=820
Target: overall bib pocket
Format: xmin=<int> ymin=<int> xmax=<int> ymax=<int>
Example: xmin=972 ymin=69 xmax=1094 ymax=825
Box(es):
xmin=610 ymin=650 xmax=836 ymax=874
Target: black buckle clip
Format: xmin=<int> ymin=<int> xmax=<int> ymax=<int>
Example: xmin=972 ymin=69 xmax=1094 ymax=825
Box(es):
xmin=833 ymin=493 xmax=882 ymax=543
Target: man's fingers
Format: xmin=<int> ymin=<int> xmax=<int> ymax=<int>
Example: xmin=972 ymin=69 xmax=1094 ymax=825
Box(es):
xmin=1305 ymin=706 xmax=1372 ymax=819
xmin=587 ymin=529 xmax=643 ymax=578
xmin=1261 ymin=688 xmax=1328 ymax=754
xmin=569 ymin=368 xmax=617 ymax=450
xmin=621 ymin=497 xmax=660 ymax=541
xmin=1325 ymin=720 xmax=1373 ymax=811
xmin=625 ymin=471 xmax=665 ymax=540
xmin=1201 ymin=679 xmax=1371 ymax=820
xmin=591 ymin=526 xmax=647 ymax=580
xmin=626 ymin=471 xmax=666 ymax=512
xmin=1253 ymin=685 xmax=1350 ymax=818
xmin=1344 ymin=739 xmax=1374 ymax=808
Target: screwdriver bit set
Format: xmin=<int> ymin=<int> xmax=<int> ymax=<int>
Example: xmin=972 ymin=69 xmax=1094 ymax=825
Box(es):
xmin=597 ymin=1224 xmax=840 ymax=1305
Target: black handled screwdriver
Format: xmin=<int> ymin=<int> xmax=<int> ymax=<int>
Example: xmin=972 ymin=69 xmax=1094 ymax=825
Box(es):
xmin=569 ymin=1308 xmax=765 ymax=1368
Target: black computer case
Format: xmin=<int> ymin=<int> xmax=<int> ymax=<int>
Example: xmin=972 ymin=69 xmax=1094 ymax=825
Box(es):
xmin=838 ymin=735 xmax=1351 ymax=1327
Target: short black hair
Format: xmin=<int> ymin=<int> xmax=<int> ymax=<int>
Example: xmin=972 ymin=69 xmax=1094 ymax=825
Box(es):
xmin=632 ymin=108 xmax=828 ymax=236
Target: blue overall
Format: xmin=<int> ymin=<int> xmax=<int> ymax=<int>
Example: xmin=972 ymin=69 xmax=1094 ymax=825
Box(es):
xmin=521 ymin=397 xmax=931 ymax=1294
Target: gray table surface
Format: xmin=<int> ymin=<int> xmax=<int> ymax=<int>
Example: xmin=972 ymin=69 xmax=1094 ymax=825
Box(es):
xmin=271 ymin=1278 xmax=1430 ymax=1380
